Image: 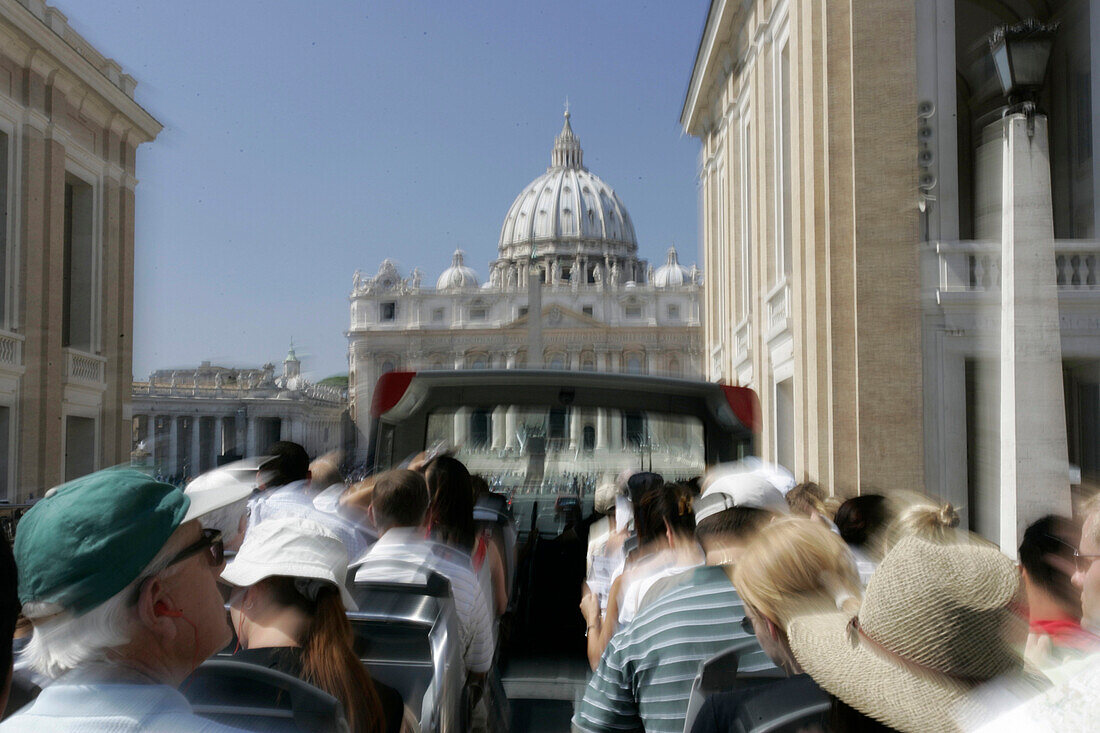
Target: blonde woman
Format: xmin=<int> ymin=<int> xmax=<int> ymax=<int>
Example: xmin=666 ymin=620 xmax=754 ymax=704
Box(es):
xmin=691 ymin=519 xmax=894 ymax=733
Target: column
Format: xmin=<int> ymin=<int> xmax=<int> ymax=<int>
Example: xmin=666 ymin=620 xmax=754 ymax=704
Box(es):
xmin=609 ymin=410 xmax=623 ymax=450
xmin=236 ymin=413 xmax=247 ymax=458
xmin=190 ymin=417 xmax=201 ymax=478
xmin=596 ymin=409 xmax=609 ymax=451
xmin=213 ymin=417 xmax=224 ymax=464
xmin=145 ymin=416 xmax=156 ymax=464
xmin=453 ymin=408 xmax=470 ymax=446
xmin=993 ymin=113 xmax=1072 ymax=553
xmin=247 ymin=417 xmax=258 ymax=457
xmin=491 ymin=407 xmax=507 ymax=451
xmin=505 ymin=407 xmax=518 ymax=450
xmin=569 ymin=407 xmax=582 ymax=451
xmin=168 ymin=416 xmax=179 ymax=477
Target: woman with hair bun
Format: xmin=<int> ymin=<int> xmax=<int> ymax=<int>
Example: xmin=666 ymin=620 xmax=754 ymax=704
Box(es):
xmin=580 ymin=481 xmax=703 ymax=669
xmin=885 ymin=500 xmax=961 ymax=553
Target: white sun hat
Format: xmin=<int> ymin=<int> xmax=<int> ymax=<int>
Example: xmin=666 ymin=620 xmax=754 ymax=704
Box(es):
xmin=183 ymin=457 xmax=270 ymax=522
xmin=695 ymin=471 xmax=791 ymax=522
xmin=220 ymin=517 xmax=358 ymax=611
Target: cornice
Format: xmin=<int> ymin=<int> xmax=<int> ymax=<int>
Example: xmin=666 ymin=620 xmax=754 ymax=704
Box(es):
xmin=0 ymin=0 xmax=161 ymax=142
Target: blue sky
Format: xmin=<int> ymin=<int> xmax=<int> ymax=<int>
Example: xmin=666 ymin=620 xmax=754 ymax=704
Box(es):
xmin=63 ymin=1 xmax=708 ymax=379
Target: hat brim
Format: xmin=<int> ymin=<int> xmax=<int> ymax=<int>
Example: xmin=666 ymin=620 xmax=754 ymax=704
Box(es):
xmin=787 ymin=610 xmax=974 ymax=732
xmin=221 ymin=559 xmax=358 ymax=612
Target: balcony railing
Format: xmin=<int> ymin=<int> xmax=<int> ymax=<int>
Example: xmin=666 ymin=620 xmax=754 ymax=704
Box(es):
xmin=63 ymin=348 xmax=106 ymax=386
xmin=0 ymin=330 xmax=24 ymax=370
xmin=733 ymin=318 xmax=751 ymax=372
xmin=765 ymin=280 xmax=790 ymax=338
xmin=933 ymin=240 xmax=1100 ymax=295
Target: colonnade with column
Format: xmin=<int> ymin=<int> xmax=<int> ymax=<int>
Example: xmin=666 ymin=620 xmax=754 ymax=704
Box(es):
xmin=450 ymin=405 xmax=630 ymax=453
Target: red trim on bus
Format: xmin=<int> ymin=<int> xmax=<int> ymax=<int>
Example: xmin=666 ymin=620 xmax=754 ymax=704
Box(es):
xmin=721 ymin=384 xmax=760 ymax=434
xmin=371 ymin=371 xmax=417 ymax=418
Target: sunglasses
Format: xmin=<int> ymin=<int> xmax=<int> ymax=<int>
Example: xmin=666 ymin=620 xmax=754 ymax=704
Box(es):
xmin=1074 ymin=547 xmax=1100 ymax=574
xmin=166 ymin=528 xmax=224 ymax=570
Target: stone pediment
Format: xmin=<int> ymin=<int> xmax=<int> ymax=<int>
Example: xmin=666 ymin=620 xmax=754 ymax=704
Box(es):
xmin=506 ymin=304 xmax=605 ymax=329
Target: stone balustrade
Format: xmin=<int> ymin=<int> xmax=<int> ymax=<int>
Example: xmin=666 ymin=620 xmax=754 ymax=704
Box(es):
xmin=63 ymin=348 xmax=105 ymax=386
xmin=0 ymin=330 xmax=23 ymax=369
xmin=933 ymin=240 xmax=1100 ymax=294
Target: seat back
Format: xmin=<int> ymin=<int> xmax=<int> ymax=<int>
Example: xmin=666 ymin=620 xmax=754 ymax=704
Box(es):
xmin=349 ymin=569 xmax=465 ymax=733
xmin=682 ymin=639 xmax=784 ymax=733
xmin=184 ymin=659 xmax=348 ymax=733
xmin=474 ymin=492 xmax=518 ymax=600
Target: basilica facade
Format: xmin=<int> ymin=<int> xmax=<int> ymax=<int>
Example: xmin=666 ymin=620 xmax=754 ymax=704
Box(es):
xmin=347 ymin=112 xmax=703 ymax=454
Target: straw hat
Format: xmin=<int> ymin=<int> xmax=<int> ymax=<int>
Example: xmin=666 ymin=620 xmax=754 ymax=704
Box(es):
xmin=787 ymin=535 xmax=1025 ymax=732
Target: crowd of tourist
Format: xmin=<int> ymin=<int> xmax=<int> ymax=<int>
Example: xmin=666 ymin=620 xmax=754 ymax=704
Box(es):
xmin=573 ymin=466 xmax=1100 ymax=732
xmin=0 ymin=438 xmax=1098 ymax=731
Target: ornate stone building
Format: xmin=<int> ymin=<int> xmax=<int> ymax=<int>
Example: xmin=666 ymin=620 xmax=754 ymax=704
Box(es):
xmin=0 ymin=0 xmax=161 ymax=499
xmin=347 ymin=112 xmax=703 ymax=455
xmin=131 ymin=348 xmax=347 ymax=482
xmin=682 ymin=0 xmax=1097 ymax=550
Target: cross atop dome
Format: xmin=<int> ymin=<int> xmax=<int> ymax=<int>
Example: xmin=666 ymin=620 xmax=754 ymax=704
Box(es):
xmin=551 ymin=106 xmax=583 ymax=169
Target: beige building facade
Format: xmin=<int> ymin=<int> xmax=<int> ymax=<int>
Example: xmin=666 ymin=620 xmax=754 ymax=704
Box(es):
xmin=684 ymin=0 xmax=1099 ymax=543
xmin=683 ymin=0 xmax=925 ymax=497
xmin=0 ymin=0 xmax=161 ymax=500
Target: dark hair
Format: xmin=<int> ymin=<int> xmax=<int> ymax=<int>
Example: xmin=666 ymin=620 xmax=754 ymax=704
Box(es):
xmin=261 ymin=441 xmax=311 ymax=487
xmin=834 ymin=494 xmax=888 ymax=548
xmin=626 ymin=472 xmax=664 ymax=515
xmin=425 ymin=455 xmax=475 ymax=550
xmin=265 ymin=577 xmax=385 ymax=733
xmin=0 ymin=539 xmax=18 ymax=686
xmin=636 ymin=482 xmax=695 ymax=544
xmin=470 ymin=475 xmax=491 ymax=499
xmin=695 ymin=506 xmax=771 ymax=548
xmin=1019 ymin=514 xmax=1081 ymax=615
xmin=371 ymin=469 xmax=429 ymax=529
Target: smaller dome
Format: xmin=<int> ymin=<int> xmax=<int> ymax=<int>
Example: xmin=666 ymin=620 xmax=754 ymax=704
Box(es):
xmin=437 ymin=249 xmax=480 ymax=290
xmin=653 ymin=247 xmax=691 ymax=287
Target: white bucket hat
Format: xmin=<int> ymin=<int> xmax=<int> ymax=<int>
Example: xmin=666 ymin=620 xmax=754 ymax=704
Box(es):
xmin=695 ymin=472 xmax=790 ymax=522
xmin=221 ymin=517 xmax=358 ymax=611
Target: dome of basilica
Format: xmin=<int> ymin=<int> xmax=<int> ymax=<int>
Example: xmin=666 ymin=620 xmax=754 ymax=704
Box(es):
xmin=653 ymin=246 xmax=691 ymax=287
xmin=498 ymin=111 xmax=637 ymax=259
xmin=436 ymin=249 xmax=479 ymax=290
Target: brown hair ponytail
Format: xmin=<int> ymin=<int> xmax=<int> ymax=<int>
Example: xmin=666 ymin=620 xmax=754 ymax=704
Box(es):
xmin=299 ymin=585 xmax=385 ymax=733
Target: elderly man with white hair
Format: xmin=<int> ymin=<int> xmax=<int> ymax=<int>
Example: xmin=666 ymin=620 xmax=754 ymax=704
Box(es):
xmin=1 ymin=468 xmax=245 ymax=731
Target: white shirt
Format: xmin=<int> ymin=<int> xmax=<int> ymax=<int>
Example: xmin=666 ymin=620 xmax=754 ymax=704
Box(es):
xmin=0 ymin=666 xmax=247 ymax=732
xmin=248 ymin=481 xmax=375 ymax=560
xmin=351 ymin=527 xmax=494 ymax=674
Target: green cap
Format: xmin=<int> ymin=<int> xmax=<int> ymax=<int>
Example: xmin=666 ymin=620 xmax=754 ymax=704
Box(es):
xmin=15 ymin=467 xmax=190 ymax=616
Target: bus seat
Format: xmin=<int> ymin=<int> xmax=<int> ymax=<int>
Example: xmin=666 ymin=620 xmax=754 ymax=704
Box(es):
xmin=184 ymin=659 xmax=348 ymax=732
xmin=474 ymin=492 xmax=518 ymax=600
xmin=682 ymin=639 xmax=785 ymax=733
xmin=349 ymin=569 xmax=465 ymax=733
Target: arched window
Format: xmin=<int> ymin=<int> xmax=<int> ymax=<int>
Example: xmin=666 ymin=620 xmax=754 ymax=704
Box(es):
xmin=583 ymin=425 xmax=596 ymax=452
xmin=667 ymin=357 xmax=681 ymax=378
xmin=625 ymin=354 xmax=643 ymax=375
xmin=471 ymin=355 xmax=489 ymax=369
xmin=549 ymin=355 xmax=565 ymax=370
xmin=381 ymin=360 xmax=395 ymax=374
xmin=581 ymin=354 xmax=596 ymax=371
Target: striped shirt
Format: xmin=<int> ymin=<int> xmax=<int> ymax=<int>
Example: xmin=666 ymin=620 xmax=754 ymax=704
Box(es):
xmin=573 ymin=565 xmax=774 ymax=733
xmin=351 ymin=528 xmax=494 ymax=674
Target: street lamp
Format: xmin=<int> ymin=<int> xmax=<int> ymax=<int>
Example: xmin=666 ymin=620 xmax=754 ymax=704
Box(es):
xmin=988 ymin=18 xmax=1059 ymax=134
